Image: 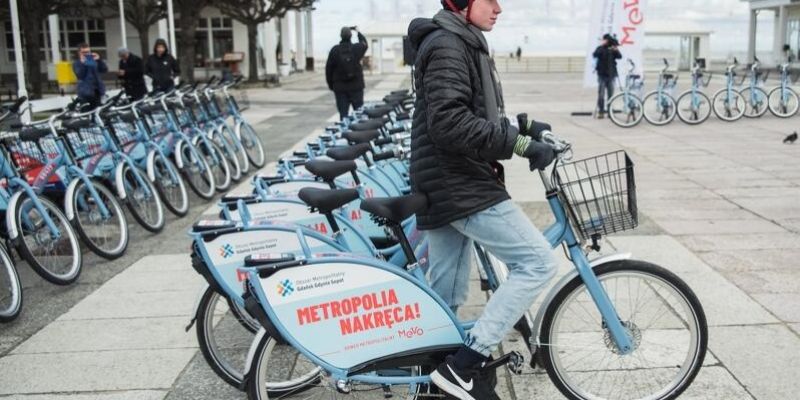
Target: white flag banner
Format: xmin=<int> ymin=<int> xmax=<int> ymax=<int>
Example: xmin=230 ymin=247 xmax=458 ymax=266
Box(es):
xmin=583 ymin=0 xmax=647 ymax=88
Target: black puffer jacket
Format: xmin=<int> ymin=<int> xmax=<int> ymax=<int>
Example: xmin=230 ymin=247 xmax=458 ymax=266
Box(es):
xmin=408 ymin=18 xmax=518 ymax=230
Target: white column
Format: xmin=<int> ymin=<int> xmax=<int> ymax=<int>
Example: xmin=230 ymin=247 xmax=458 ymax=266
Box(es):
xmin=305 ymin=10 xmax=314 ymax=70
xmin=118 ymin=0 xmax=128 ymax=48
xmin=748 ymin=9 xmax=757 ymax=63
xmin=775 ymin=6 xmax=788 ymax=63
xmin=158 ymin=19 xmax=168 ymax=42
xmin=280 ymin=14 xmax=292 ymax=67
xmin=263 ymin=19 xmax=278 ymax=75
xmin=48 ymin=14 xmax=60 ymax=62
xmin=9 ymin=0 xmax=28 ymax=122
xmin=166 ymin=0 xmax=177 ymax=56
xmin=378 ymin=38 xmax=384 ymax=74
xmin=294 ymin=10 xmax=305 ymax=71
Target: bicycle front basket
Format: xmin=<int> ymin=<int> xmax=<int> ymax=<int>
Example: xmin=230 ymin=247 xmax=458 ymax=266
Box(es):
xmin=554 ymin=150 xmax=638 ymax=240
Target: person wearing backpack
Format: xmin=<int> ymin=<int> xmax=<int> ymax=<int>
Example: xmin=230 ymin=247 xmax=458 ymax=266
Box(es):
xmin=326 ymin=26 xmax=369 ymax=120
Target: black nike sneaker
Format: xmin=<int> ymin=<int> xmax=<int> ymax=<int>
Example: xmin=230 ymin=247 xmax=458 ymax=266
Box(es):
xmin=430 ymin=356 xmax=501 ymax=400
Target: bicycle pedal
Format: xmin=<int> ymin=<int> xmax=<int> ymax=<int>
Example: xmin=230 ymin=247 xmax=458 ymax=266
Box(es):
xmin=483 ymin=350 xmax=524 ymax=375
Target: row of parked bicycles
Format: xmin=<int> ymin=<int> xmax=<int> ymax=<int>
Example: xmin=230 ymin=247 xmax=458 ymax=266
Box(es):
xmin=0 ymin=76 xmax=265 ymax=323
xmin=184 ymin=88 xmax=708 ymax=399
xmin=608 ymin=57 xmax=799 ymax=127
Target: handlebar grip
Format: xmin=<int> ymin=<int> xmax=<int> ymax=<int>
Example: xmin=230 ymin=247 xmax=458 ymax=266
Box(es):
xmin=374 ymin=136 xmax=393 ymax=146
xmin=387 ymin=126 xmax=405 ymax=135
xmin=372 ymin=150 xmax=395 ymax=162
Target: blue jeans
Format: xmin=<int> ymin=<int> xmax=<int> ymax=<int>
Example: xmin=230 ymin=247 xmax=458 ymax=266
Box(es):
xmin=597 ymin=75 xmax=615 ymax=112
xmin=427 ymin=200 xmax=558 ymax=356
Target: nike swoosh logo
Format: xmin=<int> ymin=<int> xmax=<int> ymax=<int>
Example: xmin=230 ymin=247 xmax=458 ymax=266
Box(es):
xmin=448 ymin=365 xmax=473 ymax=391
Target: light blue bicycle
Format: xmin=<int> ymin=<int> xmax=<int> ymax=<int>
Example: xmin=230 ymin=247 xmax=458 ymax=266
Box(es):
xmin=240 ymin=131 xmax=708 ymax=400
xmin=767 ymin=62 xmax=799 ymax=118
xmin=642 ymin=58 xmax=678 ymax=125
xmin=676 ymin=59 xmax=713 ymax=125
xmin=740 ymin=57 xmax=769 ymax=119
xmin=712 ymin=58 xmax=747 ymax=122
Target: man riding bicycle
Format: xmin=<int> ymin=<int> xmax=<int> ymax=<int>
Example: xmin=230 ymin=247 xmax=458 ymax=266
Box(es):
xmin=408 ymin=0 xmax=558 ymax=398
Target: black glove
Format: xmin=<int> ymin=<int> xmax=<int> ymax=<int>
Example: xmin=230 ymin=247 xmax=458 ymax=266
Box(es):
xmin=516 ymin=113 xmax=551 ymax=141
xmin=523 ymin=140 xmax=556 ymax=171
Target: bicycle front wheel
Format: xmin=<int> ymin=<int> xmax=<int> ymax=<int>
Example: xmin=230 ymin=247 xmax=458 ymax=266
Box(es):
xmin=642 ymin=91 xmax=677 ymax=126
xmin=220 ymin=124 xmax=250 ymax=175
xmin=198 ymin=140 xmax=232 ymax=192
xmin=178 ymin=141 xmax=216 ymax=199
xmin=196 ymin=286 xmax=259 ymax=388
xmin=676 ymin=90 xmax=712 ymax=125
xmin=122 ymin=164 xmax=165 ymax=233
xmin=70 ymin=179 xmax=129 ymax=260
xmin=539 ymin=260 xmax=707 ymax=400
xmin=607 ymin=93 xmax=644 ymax=128
xmin=151 ymin=153 xmax=189 ymax=217
xmin=768 ymin=86 xmax=800 ymax=118
xmin=711 ymin=89 xmax=746 ymax=122
xmin=0 ymin=245 xmax=22 ymax=322
xmin=13 ymin=194 xmax=82 ymax=285
xmin=239 ymin=121 xmax=266 ymax=168
xmin=246 ymin=332 xmax=433 ymax=400
xmin=211 ymin=130 xmax=243 ymax=182
xmin=740 ymin=87 xmax=769 ymax=118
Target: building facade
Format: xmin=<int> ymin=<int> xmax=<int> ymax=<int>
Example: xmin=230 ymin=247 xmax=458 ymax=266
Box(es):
xmin=0 ymin=5 xmax=313 ymax=86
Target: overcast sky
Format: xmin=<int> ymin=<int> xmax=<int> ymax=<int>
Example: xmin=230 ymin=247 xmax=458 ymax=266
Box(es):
xmin=311 ymin=0 xmax=776 ymax=59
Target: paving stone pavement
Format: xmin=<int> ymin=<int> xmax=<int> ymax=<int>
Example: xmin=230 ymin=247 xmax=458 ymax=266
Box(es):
xmin=1 ymin=71 xmax=799 ymax=400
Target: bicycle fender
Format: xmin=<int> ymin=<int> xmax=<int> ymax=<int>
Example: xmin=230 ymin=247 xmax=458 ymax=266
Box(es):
xmin=114 ymin=163 xmax=127 ymax=200
xmin=529 ymin=252 xmax=632 ymax=349
xmin=174 ymin=139 xmax=186 ymax=169
xmin=185 ymin=282 xmax=211 ymax=332
xmin=234 ymin=120 xmax=243 ymax=139
xmin=146 ymin=150 xmax=157 ymax=182
xmin=64 ymin=179 xmax=83 ymax=221
xmin=5 ymin=190 xmax=25 ymax=240
xmin=243 ymin=328 xmax=268 ymax=378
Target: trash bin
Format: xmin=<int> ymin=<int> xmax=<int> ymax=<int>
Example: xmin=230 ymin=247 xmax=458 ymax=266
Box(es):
xmin=56 ymin=61 xmax=77 ymax=93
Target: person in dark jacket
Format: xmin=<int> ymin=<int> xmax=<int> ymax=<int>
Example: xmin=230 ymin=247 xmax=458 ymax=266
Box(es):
xmin=326 ymin=26 xmax=368 ymax=120
xmin=409 ymin=1 xmax=558 ymax=398
xmin=72 ymin=43 xmax=107 ymax=108
xmin=593 ymin=33 xmax=622 ymax=118
xmin=117 ymin=47 xmax=147 ymax=100
xmin=145 ymin=38 xmax=180 ymax=93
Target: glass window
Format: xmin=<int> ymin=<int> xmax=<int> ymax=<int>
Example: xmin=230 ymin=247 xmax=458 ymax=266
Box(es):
xmin=199 ymin=18 xmax=208 ymax=28
xmin=222 ymin=18 xmax=232 ymax=28
xmin=88 ymin=32 xmax=105 ymax=47
xmin=212 ymin=30 xmax=233 ymax=60
xmin=194 ymin=30 xmax=209 ymax=67
xmin=76 ymin=20 xmax=84 ymax=30
xmin=211 ymin=17 xmax=221 ymax=28
xmin=68 ymin=32 xmax=84 ymax=47
xmin=97 ymin=20 xmax=104 ymax=30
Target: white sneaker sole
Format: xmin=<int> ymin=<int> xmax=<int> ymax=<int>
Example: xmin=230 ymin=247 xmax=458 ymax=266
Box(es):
xmin=430 ymin=370 xmax=477 ymax=400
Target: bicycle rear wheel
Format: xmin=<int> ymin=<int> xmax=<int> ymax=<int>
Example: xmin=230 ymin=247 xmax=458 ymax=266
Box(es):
xmin=239 ymin=121 xmax=266 ymax=168
xmin=0 ymin=245 xmax=22 ymax=322
xmin=768 ymin=86 xmax=800 ymax=118
xmin=13 ymin=194 xmax=82 ymax=285
xmin=607 ymin=93 xmax=644 ymax=128
xmin=539 ymin=260 xmax=707 ymax=400
xmin=121 ymin=164 xmax=165 ymax=233
xmin=70 ymin=179 xmax=129 ymax=259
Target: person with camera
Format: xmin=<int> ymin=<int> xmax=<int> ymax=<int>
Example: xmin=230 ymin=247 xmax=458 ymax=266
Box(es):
xmin=326 ymin=26 xmax=368 ymax=120
xmin=593 ymin=33 xmax=622 ymax=119
xmin=72 ymin=43 xmax=108 ymax=109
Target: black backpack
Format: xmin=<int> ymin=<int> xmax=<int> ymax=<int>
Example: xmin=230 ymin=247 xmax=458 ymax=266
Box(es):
xmin=337 ymin=44 xmax=359 ymax=81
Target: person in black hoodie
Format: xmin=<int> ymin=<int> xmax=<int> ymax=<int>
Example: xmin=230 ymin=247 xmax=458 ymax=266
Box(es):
xmin=325 ymin=26 xmax=368 ymax=120
xmin=118 ymin=47 xmax=147 ymax=100
xmin=145 ymin=38 xmax=180 ymax=93
xmin=408 ymin=1 xmax=558 ymax=399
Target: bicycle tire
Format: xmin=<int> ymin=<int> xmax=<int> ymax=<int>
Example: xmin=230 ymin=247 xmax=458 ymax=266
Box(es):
xmin=121 ymin=164 xmax=165 ymax=233
xmin=740 ymin=87 xmax=769 ymax=118
xmin=211 ymin=129 xmax=242 ymax=182
xmin=0 ymin=245 xmax=22 ymax=322
xmin=178 ymin=141 xmax=216 ymax=199
xmin=642 ymin=91 xmax=677 ymax=125
xmin=539 ymin=260 xmax=708 ymax=400
xmin=70 ymin=179 xmax=129 ymax=260
xmin=767 ymin=86 xmax=800 ymax=118
xmin=198 ymin=139 xmax=232 ymax=192
xmin=246 ymin=332 xmax=432 ymax=400
xmin=676 ymin=90 xmax=712 ymax=125
xmin=607 ymin=93 xmax=644 ymax=128
xmin=239 ymin=121 xmax=266 ymax=168
xmin=13 ymin=194 xmax=82 ymax=285
xmin=151 ymin=153 xmax=189 ymax=217
xmin=220 ymin=124 xmax=250 ymax=175
xmin=196 ymin=286 xmax=259 ymax=388
xmin=711 ymin=88 xmax=745 ymax=122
